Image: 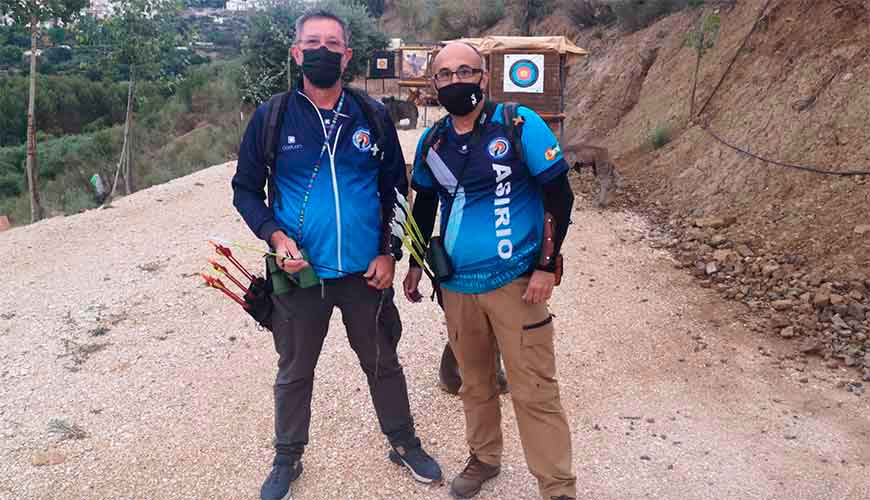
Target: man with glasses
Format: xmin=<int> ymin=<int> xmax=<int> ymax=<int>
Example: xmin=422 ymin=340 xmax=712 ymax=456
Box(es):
xmin=232 ymin=9 xmax=442 ymax=500
xmin=402 ymin=42 xmax=577 ymax=500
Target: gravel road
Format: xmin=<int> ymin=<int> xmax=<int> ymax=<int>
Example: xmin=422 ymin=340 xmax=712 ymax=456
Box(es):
xmin=1 ymin=138 xmax=869 ymax=499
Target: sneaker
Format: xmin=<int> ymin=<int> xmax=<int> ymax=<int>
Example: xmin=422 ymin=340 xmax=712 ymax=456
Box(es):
xmin=260 ymin=454 xmax=303 ymax=500
xmin=449 ymin=454 xmax=500 ymax=498
xmin=388 ymin=443 xmax=443 ymax=483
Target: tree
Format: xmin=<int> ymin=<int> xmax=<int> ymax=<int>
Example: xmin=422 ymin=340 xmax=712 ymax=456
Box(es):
xmin=102 ymin=0 xmax=185 ymax=200
xmin=366 ymin=0 xmax=383 ymax=17
xmin=0 ymin=45 xmax=24 ymax=65
xmin=516 ymin=0 xmax=554 ymax=35
xmin=0 ymin=0 xmax=89 ymax=222
xmin=71 ymin=13 xmax=110 ymax=46
xmin=240 ymin=0 xmax=387 ymax=104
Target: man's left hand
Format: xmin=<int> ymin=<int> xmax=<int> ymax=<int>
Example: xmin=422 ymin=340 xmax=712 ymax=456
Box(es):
xmin=523 ymin=270 xmax=555 ymax=304
xmin=364 ymin=255 xmax=396 ymax=289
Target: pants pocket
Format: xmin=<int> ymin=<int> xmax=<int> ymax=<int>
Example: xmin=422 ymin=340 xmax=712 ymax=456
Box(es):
xmin=521 ymin=314 xmax=554 ymax=346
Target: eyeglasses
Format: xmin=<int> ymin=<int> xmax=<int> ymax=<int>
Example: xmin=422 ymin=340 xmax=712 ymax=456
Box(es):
xmin=298 ymin=37 xmax=345 ymax=52
xmin=433 ymin=65 xmax=484 ymax=84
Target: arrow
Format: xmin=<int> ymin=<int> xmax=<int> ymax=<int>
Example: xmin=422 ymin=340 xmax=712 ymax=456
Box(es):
xmin=200 ymin=273 xmax=249 ymax=309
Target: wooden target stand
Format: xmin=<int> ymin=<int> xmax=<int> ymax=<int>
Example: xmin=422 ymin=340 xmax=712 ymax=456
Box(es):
xmin=397 ymin=46 xmax=437 ymax=128
xmin=364 ymin=50 xmax=399 ymax=96
xmin=489 ymin=49 xmax=569 ymax=140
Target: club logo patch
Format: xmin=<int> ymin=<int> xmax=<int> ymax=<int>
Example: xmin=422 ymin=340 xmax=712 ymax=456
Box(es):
xmin=352 ymin=128 xmax=372 ymax=152
xmin=488 ymin=138 xmax=510 ymax=160
xmin=545 ymin=144 xmax=561 ymax=161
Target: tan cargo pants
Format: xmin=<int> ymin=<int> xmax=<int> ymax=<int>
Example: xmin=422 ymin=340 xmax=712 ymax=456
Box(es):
xmin=442 ymin=276 xmax=576 ymax=499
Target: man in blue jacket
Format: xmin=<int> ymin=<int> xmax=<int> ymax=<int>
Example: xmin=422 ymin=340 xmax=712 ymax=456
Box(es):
xmin=232 ymin=10 xmax=441 ymax=499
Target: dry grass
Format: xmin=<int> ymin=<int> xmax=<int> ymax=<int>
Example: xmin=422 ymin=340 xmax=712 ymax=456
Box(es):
xmin=48 ymin=418 xmax=89 ymax=441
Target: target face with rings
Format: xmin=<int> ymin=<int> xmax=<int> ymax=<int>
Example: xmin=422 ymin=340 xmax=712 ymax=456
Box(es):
xmin=503 ymin=54 xmax=545 ymax=93
xmin=509 ymin=59 xmax=539 ymax=88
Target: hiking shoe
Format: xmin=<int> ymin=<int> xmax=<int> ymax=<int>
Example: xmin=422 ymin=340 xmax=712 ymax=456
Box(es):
xmin=449 ymin=454 xmax=500 ymax=498
xmin=260 ymin=454 xmax=302 ymax=500
xmin=388 ymin=443 xmax=443 ymax=483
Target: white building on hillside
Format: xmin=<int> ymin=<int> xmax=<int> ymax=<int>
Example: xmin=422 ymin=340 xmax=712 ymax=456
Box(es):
xmin=88 ymin=0 xmax=113 ymax=18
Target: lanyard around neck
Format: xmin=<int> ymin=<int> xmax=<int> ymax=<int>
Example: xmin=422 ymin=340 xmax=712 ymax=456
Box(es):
xmin=295 ymin=91 xmax=347 ymax=240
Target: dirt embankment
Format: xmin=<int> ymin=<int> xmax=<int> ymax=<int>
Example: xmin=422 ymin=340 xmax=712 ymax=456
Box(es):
xmin=555 ymin=0 xmax=870 ymax=376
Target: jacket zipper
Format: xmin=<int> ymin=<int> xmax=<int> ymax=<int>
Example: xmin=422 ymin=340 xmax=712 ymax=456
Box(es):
xmin=327 ymin=127 xmax=343 ymax=271
xmin=298 ymin=91 xmax=345 ymax=272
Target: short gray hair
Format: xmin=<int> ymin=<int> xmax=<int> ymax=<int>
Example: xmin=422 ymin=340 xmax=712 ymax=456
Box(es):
xmin=294 ymin=9 xmax=351 ymax=47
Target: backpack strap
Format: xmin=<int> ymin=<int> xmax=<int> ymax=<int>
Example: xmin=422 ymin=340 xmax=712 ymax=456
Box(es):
xmin=420 ymin=100 xmax=500 ymax=168
xmin=344 ymin=86 xmax=386 ymax=161
xmin=420 ymin=114 xmax=450 ymax=162
xmin=500 ymin=102 xmax=525 ymax=165
xmin=261 ymin=91 xmax=290 ymax=208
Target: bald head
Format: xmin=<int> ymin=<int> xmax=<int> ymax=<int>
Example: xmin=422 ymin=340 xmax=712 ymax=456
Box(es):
xmin=433 ymin=42 xmax=486 ymax=73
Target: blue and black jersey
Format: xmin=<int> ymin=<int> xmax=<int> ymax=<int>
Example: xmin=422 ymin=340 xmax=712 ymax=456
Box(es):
xmin=233 ymin=86 xmax=406 ymax=279
xmin=411 ymin=104 xmax=569 ymax=294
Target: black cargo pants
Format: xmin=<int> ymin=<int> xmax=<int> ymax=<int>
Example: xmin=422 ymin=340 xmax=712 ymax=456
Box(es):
xmin=270 ymin=275 xmax=418 ymax=457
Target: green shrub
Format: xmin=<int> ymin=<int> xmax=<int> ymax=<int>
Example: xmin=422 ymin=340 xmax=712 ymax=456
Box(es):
xmin=395 ymin=0 xmax=434 ymax=33
xmin=432 ymin=0 xmax=505 ymax=40
xmin=47 ymin=26 xmax=67 ymax=45
xmin=0 ymin=193 xmax=30 ymax=225
xmin=0 ymin=45 xmax=23 ymax=66
xmin=648 ymin=123 xmax=672 ymax=149
xmin=62 ymin=187 xmax=98 ymax=214
xmin=684 ymin=12 xmax=720 ymax=51
xmin=479 ymin=0 xmax=506 ymax=30
xmin=611 ymin=0 xmax=699 ymax=32
xmin=515 ymin=0 xmax=556 ymax=34
xmin=0 ymin=24 xmax=30 ymax=48
xmin=43 ymin=46 xmax=73 ymax=65
xmin=0 ymin=56 xmax=244 ymax=221
xmin=0 ymin=173 xmax=21 ymax=198
xmin=562 ymin=0 xmax=616 ymax=27
xmin=0 ymin=74 xmax=128 ymax=147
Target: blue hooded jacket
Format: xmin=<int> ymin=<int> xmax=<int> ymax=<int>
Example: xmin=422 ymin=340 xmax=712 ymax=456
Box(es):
xmin=232 ymin=85 xmax=407 ymax=279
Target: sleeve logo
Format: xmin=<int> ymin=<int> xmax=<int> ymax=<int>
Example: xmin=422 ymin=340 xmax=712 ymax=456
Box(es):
xmin=487 ymin=138 xmax=511 ymax=160
xmin=544 ymin=144 xmax=561 ymax=161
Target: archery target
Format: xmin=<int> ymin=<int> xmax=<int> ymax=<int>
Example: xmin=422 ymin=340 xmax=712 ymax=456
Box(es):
xmin=503 ymin=54 xmax=544 ymax=94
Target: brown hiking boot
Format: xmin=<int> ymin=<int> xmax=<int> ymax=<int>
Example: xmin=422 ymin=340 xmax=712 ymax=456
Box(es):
xmin=449 ymin=455 xmax=500 ymax=498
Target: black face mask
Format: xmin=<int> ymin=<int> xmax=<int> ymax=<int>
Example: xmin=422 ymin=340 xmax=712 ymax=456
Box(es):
xmin=437 ymin=82 xmax=484 ymax=116
xmin=301 ymin=47 xmax=343 ymax=89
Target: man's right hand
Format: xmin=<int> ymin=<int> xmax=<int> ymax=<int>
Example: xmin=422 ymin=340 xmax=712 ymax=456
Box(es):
xmin=403 ymin=267 xmax=424 ymax=303
xmin=270 ymin=231 xmax=309 ymax=274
